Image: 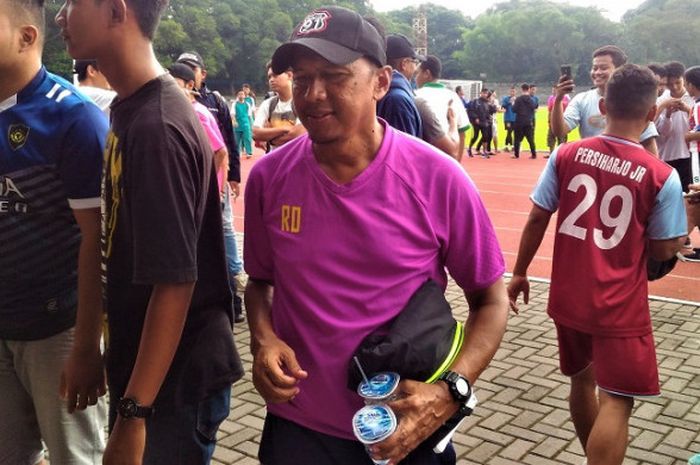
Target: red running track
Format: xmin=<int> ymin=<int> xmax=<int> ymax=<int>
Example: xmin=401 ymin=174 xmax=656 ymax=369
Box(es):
xmin=232 ymin=148 xmax=699 ymax=303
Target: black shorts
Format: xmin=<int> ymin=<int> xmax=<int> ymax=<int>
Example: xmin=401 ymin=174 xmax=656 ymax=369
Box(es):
xmin=259 ymin=413 xmax=456 ymax=465
xmin=667 ymin=158 xmax=691 ymax=192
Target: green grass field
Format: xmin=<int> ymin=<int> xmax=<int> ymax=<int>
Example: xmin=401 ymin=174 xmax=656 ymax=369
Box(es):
xmin=465 ymin=108 xmax=581 ymax=153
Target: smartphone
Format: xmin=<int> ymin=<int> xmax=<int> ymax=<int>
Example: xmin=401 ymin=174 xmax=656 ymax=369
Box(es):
xmin=560 ymin=64 xmax=572 ymax=80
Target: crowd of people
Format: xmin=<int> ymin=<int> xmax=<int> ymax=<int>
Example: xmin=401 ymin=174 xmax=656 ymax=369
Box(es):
xmin=1 ymin=2 xmax=699 ymax=465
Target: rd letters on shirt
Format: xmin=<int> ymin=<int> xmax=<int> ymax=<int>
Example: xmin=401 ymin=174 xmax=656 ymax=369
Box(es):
xmin=281 ymin=205 xmax=301 ymax=233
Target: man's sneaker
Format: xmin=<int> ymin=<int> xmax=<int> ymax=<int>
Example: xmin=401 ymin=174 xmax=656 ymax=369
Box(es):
xmin=467 ymin=148 xmax=473 ymax=158
xmin=233 ymin=294 xmax=245 ymax=323
xmin=681 ymin=249 xmax=700 ymax=262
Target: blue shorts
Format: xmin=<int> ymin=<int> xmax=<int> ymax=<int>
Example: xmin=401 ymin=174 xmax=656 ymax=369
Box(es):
xmin=109 ymin=386 xmax=231 ymax=465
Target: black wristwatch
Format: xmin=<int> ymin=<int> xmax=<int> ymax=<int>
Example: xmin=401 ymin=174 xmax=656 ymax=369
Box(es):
xmin=117 ymin=397 xmax=154 ymax=419
xmin=438 ymin=370 xmax=476 ymax=416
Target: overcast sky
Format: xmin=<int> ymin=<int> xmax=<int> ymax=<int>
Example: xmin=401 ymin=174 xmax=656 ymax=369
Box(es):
xmin=369 ymin=0 xmax=645 ymax=22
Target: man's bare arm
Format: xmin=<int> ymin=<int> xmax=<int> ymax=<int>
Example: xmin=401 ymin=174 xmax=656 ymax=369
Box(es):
xmin=253 ymin=126 xmax=289 ymax=142
xmin=62 ymin=207 xmax=105 ymax=413
xmin=551 ymin=77 xmax=574 ymax=139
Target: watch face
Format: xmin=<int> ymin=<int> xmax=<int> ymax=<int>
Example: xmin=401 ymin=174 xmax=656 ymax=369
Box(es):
xmin=455 ymin=378 xmax=470 ymax=397
xmin=119 ymin=398 xmax=138 ymax=418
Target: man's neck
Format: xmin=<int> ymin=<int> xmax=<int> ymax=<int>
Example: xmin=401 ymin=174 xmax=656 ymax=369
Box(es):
xmin=277 ymin=86 xmax=292 ymax=102
xmin=97 ymin=39 xmax=164 ymax=100
xmin=312 ymin=119 xmax=385 ymax=185
xmin=603 ymin=120 xmax=648 ymax=143
xmin=0 ymin=57 xmax=41 ymax=102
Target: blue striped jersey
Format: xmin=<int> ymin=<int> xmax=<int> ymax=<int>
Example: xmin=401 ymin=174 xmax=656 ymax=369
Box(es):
xmin=0 ymin=67 xmax=107 ymax=340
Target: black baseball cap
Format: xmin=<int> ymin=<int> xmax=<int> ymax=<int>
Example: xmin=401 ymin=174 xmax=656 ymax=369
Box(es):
xmin=270 ymin=6 xmax=386 ymax=74
xmin=168 ymin=63 xmax=196 ymax=83
xmin=177 ymin=51 xmax=204 ymax=69
xmin=386 ymin=34 xmax=424 ymax=61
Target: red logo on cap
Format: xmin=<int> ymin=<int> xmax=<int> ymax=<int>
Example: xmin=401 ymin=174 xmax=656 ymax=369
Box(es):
xmin=297 ymin=10 xmax=331 ymax=35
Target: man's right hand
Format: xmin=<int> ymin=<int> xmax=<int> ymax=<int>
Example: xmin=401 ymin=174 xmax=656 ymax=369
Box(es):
xmin=555 ymin=75 xmax=575 ymax=100
xmin=507 ymin=274 xmax=530 ymax=314
xmin=252 ymin=337 xmax=308 ymax=403
xmin=60 ymin=347 xmax=106 ymax=413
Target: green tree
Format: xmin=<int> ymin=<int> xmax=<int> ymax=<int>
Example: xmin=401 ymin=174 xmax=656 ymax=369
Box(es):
xmin=455 ymin=0 xmax=620 ymax=84
xmin=383 ymin=4 xmax=472 ymax=79
xmin=621 ymin=0 xmax=700 ymax=65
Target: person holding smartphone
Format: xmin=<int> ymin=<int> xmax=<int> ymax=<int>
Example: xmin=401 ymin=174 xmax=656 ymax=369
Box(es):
xmin=550 ymin=45 xmax=660 ymax=155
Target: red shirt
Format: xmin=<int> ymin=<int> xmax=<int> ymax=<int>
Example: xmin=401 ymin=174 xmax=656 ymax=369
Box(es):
xmin=544 ymin=136 xmax=677 ymax=336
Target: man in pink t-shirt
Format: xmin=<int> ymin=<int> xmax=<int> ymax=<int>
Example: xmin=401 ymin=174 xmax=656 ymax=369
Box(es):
xmin=244 ymin=7 xmax=508 ymax=465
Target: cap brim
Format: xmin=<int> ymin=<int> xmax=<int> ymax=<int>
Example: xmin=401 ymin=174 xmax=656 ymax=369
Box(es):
xmin=271 ymin=38 xmax=363 ymax=75
xmin=177 ymin=59 xmax=202 ymax=69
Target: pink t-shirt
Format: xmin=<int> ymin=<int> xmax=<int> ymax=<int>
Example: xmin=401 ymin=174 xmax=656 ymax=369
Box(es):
xmin=547 ymin=94 xmax=570 ymax=112
xmin=244 ymin=122 xmax=505 ymax=439
xmin=192 ymin=100 xmax=226 ymax=190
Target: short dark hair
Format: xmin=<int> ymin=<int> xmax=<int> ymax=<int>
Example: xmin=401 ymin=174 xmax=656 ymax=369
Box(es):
xmin=593 ymin=45 xmax=627 ymax=68
xmin=647 ymin=63 xmax=667 ymax=78
xmin=664 ymin=61 xmax=685 ymax=79
xmin=74 ymin=59 xmax=98 ymax=81
xmin=420 ymin=55 xmax=442 ymax=79
xmin=121 ymin=0 xmax=169 ymax=40
xmin=242 ymin=83 xmax=251 ymax=89
xmin=9 ymin=0 xmax=45 ymax=41
xmin=521 ymin=83 xmax=530 ymax=91
xmin=605 ymin=64 xmax=657 ymax=121
xmin=685 ymin=66 xmax=700 ymax=89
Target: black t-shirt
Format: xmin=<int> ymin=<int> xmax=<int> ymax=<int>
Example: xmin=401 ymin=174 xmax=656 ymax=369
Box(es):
xmin=102 ymin=75 xmax=243 ymax=404
xmin=513 ymin=94 xmax=537 ymax=127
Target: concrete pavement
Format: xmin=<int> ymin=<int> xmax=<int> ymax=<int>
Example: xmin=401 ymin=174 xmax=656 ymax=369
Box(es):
xmin=214 ymin=274 xmax=700 ymax=465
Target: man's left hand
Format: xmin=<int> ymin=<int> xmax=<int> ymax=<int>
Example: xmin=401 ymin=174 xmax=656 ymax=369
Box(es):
xmin=229 ymin=181 xmax=240 ymax=200
xmin=103 ymin=417 xmax=146 ymax=465
xmin=369 ymin=380 xmax=457 ymax=465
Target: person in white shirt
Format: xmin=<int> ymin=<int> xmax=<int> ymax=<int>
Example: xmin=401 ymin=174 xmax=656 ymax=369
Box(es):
xmin=551 ymin=45 xmax=659 ymax=155
xmin=74 ymin=59 xmax=116 ymax=117
xmin=253 ymin=63 xmax=305 ymax=152
xmin=655 ymin=61 xmax=694 ymax=191
xmin=415 ymin=55 xmax=470 ymax=160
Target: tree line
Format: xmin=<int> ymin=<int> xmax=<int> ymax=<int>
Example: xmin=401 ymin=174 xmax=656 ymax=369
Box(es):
xmin=43 ymin=0 xmax=700 ymax=94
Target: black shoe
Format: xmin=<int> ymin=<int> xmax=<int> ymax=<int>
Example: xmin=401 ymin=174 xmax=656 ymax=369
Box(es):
xmin=467 ymin=148 xmax=473 ymax=158
xmin=681 ymin=250 xmax=700 ymax=262
xmin=233 ymin=294 xmax=245 ymax=323
xmin=530 ymin=154 xmax=537 ymax=159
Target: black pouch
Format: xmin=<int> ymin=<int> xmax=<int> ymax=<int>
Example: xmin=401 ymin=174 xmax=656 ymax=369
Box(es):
xmin=647 ymin=255 xmax=678 ymax=281
xmin=347 ymin=279 xmax=464 ymax=389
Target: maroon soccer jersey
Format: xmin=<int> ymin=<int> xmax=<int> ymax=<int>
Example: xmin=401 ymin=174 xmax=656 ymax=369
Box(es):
xmin=534 ymin=135 xmax=681 ymax=337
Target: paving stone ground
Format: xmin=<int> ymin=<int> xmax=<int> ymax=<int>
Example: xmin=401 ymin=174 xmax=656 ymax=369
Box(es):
xmin=215 ymin=276 xmax=700 ymax=465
